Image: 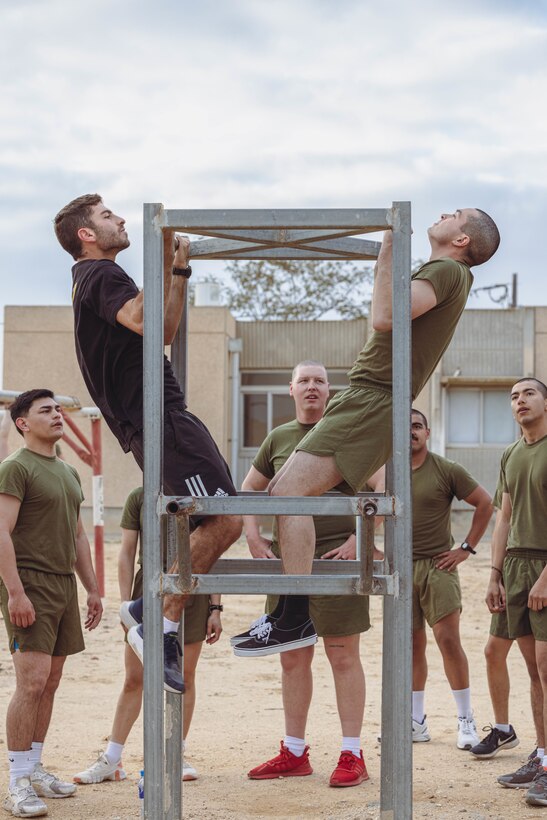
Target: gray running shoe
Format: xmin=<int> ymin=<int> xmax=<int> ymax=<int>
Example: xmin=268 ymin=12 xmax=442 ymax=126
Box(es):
xmin=470 ymin=724 xmax=519 ymax=758
xmin=497 ymin=749 xmax=540 ymax=789
xmin=31 ymin=764 xmax=76 ymax=798
xmin=3 ymin=776 xmax=47 ymax=817
xmin=526 ymin=768 xmax=547 ymax=805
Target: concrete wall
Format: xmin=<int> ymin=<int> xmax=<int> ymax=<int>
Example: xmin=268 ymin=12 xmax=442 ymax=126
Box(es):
xmin=3 ymin=305 xmax=235 ymax=515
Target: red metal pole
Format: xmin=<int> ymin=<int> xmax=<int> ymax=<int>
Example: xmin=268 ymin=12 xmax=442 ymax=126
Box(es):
xmin=91 ymin=418 xmax=105 ymax=597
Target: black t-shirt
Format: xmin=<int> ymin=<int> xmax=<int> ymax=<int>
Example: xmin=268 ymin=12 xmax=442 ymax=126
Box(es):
xmin=71 ymin=259 xmax=185 ymax=451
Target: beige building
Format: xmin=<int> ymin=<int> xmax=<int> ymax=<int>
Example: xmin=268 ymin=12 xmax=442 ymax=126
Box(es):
xmin=3 ymin=304 xmax=546 ymax=530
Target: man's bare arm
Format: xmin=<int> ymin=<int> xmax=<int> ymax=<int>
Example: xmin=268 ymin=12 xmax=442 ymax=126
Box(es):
xmin=371 ymin=231 xmax=437 ymax=332
xmin=241 ymin=465 xmax=274 ymax=559
xmin=0 ymin=493 xmax=35 ymax=627
xmin=115 ymin=235 xmax=190 ymax=344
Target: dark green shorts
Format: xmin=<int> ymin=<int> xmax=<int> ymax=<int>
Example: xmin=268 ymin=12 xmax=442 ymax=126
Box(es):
xmin=296 ymin=385 xmax=393 ymax=493
xmin=412 ymin=558 xmax=462 ymax=631
xmin=504 ymin=552 xmax=547 ymax=642
xmin=489 ymin=610 xmax=510 ymax=640
xmin=131 ymin=568 xmax=209 ymax=645
xmin=0 ymin=569 xmax=84 ymax=656
xmin=265 ymin=593 xmax=370 ymax=637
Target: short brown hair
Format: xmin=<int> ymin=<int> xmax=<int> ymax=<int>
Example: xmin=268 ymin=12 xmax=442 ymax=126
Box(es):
xmin=54 ymin=194 xmax=102 ymax=260
xmin=462 ymin=209 xmax=500 ymax=267
xmin=512 ymin=377 xmax=547 ymax=399
xmin=411 ymin=408 xmax=429 ymax=428
xmin=10 ymin=389 xmax=55 ymax=437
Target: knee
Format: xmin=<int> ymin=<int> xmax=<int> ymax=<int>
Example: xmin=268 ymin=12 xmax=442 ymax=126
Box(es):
xmin=123 ymin=670 xmax=143 ymax=695
xmin=281 ymin=647 xmax=313 ymax=675
xmin=17 ymin=674 xmax=49 ymax=700
xmin=224 ymin=514 xmax=242 ymax=543
xmin=327 ymin=649 xmax=359 ymax=676
xmin=436 ymin=631 xmax=461 ymax=657
xmin=484 ymin=639 xmax=503 ymax=667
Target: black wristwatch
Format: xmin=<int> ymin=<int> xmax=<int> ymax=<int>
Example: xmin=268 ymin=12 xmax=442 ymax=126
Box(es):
xmin=208 ymin=604 xmax=223 ymax=612
xmin=460 ymin=541 xmax=476 ymax=555
xmin=172 ymin=265 xmax=192 ymax=278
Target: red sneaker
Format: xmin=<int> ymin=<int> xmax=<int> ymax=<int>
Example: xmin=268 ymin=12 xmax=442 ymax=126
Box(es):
xmin=329 ymin=750 xmax=369 ymax=787
xmin=248 ymin=742 xmax=313 ymax=779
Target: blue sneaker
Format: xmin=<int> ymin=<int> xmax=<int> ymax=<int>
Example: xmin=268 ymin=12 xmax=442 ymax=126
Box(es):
xmin=127 ymin=624 xmax=185 ymax=694
xmin=120 ymin=598 xmax=143 ymax=629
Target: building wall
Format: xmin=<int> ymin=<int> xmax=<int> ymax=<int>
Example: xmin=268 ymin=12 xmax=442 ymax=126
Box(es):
xmin=3 ymin=305 xmax=235 ymax=516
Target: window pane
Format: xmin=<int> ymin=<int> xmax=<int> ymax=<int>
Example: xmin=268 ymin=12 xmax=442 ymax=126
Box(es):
xmin=243 ymin=394 xmax=267 ymax=447
xmin=448 ymin=390 xmax=480 ymax=444
xmin=483 ymin=392 xmax=516 ymax=443
xmin=272 ymin=394 xmax=294 ymax=429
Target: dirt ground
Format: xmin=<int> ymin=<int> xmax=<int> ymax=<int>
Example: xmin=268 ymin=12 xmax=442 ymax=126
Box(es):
xmin=0 ymin=537 xmax=543 ymax=820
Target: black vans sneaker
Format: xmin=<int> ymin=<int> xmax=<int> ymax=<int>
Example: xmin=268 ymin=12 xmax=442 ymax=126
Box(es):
xmin=233 ymin=618 xmax=317 ymax=657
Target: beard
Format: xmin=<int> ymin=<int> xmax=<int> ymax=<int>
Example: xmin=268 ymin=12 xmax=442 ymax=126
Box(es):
xmin=94 ymin=224 xmax=130 ymax=253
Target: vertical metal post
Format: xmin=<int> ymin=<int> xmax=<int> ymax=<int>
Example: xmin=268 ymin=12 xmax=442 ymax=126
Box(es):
xmin=168 ymin=285 xmax=190 ymax=820
xmin=143 ymin=203 xmax=166 ymax=820
xmin=380 ymin=202 xmax=412 ymax=819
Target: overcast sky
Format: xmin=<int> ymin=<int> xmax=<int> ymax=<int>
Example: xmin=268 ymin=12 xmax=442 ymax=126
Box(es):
xmin=1 ymin=0 xmax=546 ymax=355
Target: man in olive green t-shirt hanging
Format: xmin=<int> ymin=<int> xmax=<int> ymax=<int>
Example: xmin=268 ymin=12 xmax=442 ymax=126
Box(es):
xmin=486 ymin=378 xmax=547 ymax=806
xmin=0 ymin=389 xmax=102 ymax=818
xmin=239 ymin=209 xmax=500 ymax=655
xmin=408 ymin=409 xmax=493 ymax=750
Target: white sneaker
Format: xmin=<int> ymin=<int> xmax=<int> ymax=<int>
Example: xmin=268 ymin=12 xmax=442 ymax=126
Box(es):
xmin=457 ymin=715 xmax=480 ymax=750
xmin=3 ymin=776 xmax=47 ymax=817
xmin=182 ymin=759 xmax=198 ymax=781
xmin=31 ymin=764 xmax=76 ymax=798
xmin=412 ymin=717 xmax=431 ymax=742
xmin=73 ymin=752 xmax=127 ymax=784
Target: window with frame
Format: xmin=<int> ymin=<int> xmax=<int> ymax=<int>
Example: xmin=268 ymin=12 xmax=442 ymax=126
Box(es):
xmin=447 ymin=388 xmax=517 ymax=446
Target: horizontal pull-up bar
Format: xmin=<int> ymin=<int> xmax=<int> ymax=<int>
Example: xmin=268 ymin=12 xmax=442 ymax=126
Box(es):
xmin=161 ymin=207 xmax=393 ymax=232
xmin=163 ymin=493 xmax=392 ymax=517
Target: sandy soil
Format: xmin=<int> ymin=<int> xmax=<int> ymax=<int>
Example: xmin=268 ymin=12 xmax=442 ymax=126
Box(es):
xmin=0 ymin=538 xmax=542 ymax=820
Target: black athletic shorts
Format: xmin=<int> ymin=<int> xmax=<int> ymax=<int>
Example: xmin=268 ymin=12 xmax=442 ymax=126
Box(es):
xmin=129 ymin=407 xmax=237 ymax=524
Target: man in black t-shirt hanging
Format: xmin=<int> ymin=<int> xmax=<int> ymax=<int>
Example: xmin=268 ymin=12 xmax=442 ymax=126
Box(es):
xmin=54 ymin=194 xmax=242 ymax=694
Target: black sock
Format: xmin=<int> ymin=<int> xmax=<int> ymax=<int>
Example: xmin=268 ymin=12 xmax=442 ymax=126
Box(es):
xmin=269 ymin=595 xmax=286 ymax=620
xmin=276 ymin=595 xmax=310 ymax=627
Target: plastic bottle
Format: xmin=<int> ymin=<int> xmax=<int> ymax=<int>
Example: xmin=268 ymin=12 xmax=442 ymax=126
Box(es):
xmin=138 ymin=769 xmax=144 ymax=817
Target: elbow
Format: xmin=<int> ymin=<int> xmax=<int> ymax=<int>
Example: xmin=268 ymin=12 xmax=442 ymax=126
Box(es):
xmin=372 ymin=316 xmax=393 ymax=332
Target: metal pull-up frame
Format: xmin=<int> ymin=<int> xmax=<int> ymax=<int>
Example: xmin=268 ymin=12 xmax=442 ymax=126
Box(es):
xmin=142 ymin=203 xmax=412 ymax=819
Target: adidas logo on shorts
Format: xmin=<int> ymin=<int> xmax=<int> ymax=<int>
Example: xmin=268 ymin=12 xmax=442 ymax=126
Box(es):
xmin=215 ymin=488 xmax=229 ymax=496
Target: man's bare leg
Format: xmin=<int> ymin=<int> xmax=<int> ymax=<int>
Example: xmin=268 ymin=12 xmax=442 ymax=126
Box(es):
xmin=484 ymin=635 xmax=512 ymax=725
xmin=32 ymin=656 xmax=67 ymax=743
xmin=324 ymin=635 xmax=365 ymax=738
xmin=519 ymin=635 xmax=545 ymax=748
xmin=534 ymin=641 xmax=547 ymax=758
xmin=163 ymin=513 xmax=242 ymax=621
xmin=281 ymin=646 xmax=314 ymax=739
xmin=7 ymin=652 xmax=51 ymax=751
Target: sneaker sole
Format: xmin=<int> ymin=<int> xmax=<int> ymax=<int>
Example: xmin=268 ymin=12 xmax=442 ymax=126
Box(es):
xmin=457 ymin=742 xmax=477 ymax=751
xmin=73 ymin=770 xmax=126 ymax=785
xmin=3 ymin=798 xmax=48 ymax=817
xmin=234 ymin=634 xmax=317 ymax=657
xmin=527 ymin=795 xmax=547 ymax=806
xmin=498 ymin=779 xmax=536 ymax=789
xmin=127 ymin=628 xmax=144 ymax=662
xmin=248 ymin=768 xmax=313 ymax=779
xmin=120 ymin=601 xmax=140 ymax=630
xmin=329 ymin=772 xmax=369 ymax=787
xmin=471 ymin=737 xmax=520 ymax=759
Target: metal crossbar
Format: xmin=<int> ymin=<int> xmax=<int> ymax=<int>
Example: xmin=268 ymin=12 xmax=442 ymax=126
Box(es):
xmin=142 ymin=204 xmax=412 ymax=820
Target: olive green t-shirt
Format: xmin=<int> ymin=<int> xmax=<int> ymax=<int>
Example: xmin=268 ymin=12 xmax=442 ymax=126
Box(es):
xmin=412 ymin=451 xmax=478 ymax=560
xmin=500 ymin=435 xmax=547 ymax=551
xmin=253 ymin=419 xmax=355 ymax=551
xmin=0 ymin=447 xmax=84 ymax=575
xmin=120 ymin=486 xmax=144 ymax=566
xmin=348 ymin=258 xmax=473 ymax=398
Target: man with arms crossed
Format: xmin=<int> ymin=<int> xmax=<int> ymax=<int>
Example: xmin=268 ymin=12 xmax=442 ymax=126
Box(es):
xmin=234 ymin=362 xmax=374 ymax=786
xmin=407 ymin=409 xmax=492 ymax=749
xmin=486 ymin=378 xmax=547 ymax=805
xmin=0 ymin=389 xmax=102 ymax=817
xmin=240 ymin=209 xmax=500 ymax=654
xmin=54 ymin=196 xmax=242 ymax=692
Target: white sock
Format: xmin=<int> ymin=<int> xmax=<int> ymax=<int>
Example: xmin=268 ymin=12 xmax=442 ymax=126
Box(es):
xmin=163 ymin=617 xmax=179 ymax=635
xmin=538 ymin=747 xmax=545 ymax=759
xmin=452 ymin=688 xmax=472 ymax=719
xmin=105 ymin=741 xmax=124 ymax=765
xmin=494 ymin=723 xmax=511 ymax=734
xmin=543 ymin=754 xmax=547 ymax=770
xmin=341 ymin=736 xmax=361 ymax=756
xmin=29 ymin=742 xmax=43 ymax=767
xmin=412 ymin=691 xmax=425 ymax=724
xmin=284 ymin=736 xmax=306 ymax=757
xmin=8 ymin=750 xmax=32 ymax=789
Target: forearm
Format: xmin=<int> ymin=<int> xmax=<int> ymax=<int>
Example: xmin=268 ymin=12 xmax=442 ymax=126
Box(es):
xmin=243 ymin=514 xmax=262 ymax=543
xmin=371 ymin=233 xmax=393 ymax=331
xmin=74 ymin=534 xmax=100 ymax=594
xmin=465 ymin=503 xmax=494 ymax=549
xmin=118 ymin=551 xmax=135 ymax=601
xmin=0 ymin=533 xmax=25 ymax=595
xmin=490 ymin=520 xmax=509 ymax=574
xmin=164 ymin=276 xmax=187 ymax=343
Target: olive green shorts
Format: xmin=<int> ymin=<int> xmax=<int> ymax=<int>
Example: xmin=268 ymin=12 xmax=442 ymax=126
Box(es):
xmin=265 ymin=593 xmax=370 ymax=637
xmin=489 ymin=610 xmax=510 ymax=640
xmin=131 ymin=568 xmax=210 ymax=645
xmin=504 ymin=552 xmax=547 ymax=642
xmin=412 ymin=558 xmax=462 ymax=631
xmin=296 ymin=385 xmax=393 ymax=494
xmin=0 ymin=569 xmax=84 ymax=656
